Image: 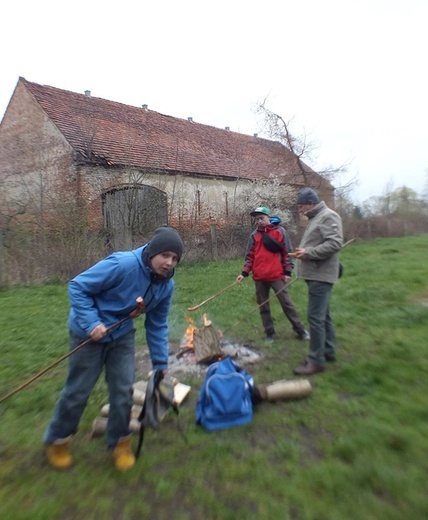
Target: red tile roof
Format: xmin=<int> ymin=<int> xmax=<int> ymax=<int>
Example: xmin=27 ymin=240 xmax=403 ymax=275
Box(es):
xmin=20 ymin=77 xmax=313 ymax=183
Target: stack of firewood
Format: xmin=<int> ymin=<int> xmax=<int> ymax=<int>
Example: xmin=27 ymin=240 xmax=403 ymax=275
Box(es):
xmin=89 ymin=377 xmax=191 ymax=438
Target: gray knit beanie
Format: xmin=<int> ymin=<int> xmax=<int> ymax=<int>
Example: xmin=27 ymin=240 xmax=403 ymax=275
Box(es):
xmin=296 ymin=188 xmax=320 ymax=205
xmin=146 ymin=227 xmax=184 ymax=261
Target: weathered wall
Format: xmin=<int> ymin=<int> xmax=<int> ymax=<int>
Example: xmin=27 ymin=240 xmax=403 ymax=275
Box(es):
xmin=76 ymin=164 xmax=256 ymax=231
xmin=0 ymin=82 xmax=78 ymax=215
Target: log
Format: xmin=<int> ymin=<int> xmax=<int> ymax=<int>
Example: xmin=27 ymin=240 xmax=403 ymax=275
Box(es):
xmin=173 ymin=382 xmax=191 ymax=405
xmin=257 ymin=379 xmax=312 ymax=401
xmin=92 ymin=377 xmax=191 ymax=439
xmin=132 ymin=388 xmax=146 ymax=406
xmin=90 ymin=417 xmax=141 ymax=438
xmin=101 ymin=380 xmax=190 ymax=418
xmin=133 ymin=380 xmax=148 ymax=393
xmin=102 ymin=403 xmax=142 ymax=418
xmin=193 ymin=322 xmax=222 ymax=363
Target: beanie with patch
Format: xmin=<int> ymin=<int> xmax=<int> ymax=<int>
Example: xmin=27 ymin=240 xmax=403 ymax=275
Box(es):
xmin=146 ymin=227 xmax=184 ymax=262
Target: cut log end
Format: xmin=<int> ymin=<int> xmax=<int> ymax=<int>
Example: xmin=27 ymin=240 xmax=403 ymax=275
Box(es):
xmin=193 ymin=323 xmax=222 ymax=363
xmin=257 ymin=379 xmax=312 ymax=401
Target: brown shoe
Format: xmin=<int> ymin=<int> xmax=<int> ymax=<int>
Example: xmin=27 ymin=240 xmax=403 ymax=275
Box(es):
xmin=293 ymin=360 xmax=324 ymax=376
xmin=325 ymin=352 xmax=336 ymax=362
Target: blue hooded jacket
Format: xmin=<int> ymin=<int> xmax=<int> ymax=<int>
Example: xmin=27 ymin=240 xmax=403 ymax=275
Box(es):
xmin=68 ymin=244 xmax=175 ymax=370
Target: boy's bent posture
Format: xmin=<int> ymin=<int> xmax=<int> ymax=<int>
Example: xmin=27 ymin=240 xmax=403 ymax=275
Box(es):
xmin=43 ymin=226 xmax=184 ymax=471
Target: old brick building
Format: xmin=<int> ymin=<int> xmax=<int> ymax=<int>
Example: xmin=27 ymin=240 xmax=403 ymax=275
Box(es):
xmin=0 ymin=77 xmax=332 ymax=250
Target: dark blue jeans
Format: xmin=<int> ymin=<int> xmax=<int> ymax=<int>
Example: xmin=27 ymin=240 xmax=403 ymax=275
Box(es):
xmin=306 ymin=281 xmax=337 ymax=365
xmin=43 ymin=329 xmax=135 ymax=449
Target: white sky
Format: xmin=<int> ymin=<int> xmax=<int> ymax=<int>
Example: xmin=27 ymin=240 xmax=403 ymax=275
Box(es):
xmin=1 ymin=0 xmax=427 ymax=204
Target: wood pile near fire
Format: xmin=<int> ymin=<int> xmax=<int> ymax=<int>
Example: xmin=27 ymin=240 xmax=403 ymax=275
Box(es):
xmin=89 ymin=377 xmax=191 ymax=438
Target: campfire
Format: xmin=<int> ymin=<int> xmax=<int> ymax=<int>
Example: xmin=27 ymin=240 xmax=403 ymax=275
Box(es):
xmin=177 ymin=314 xmax=223 ymax=364
xmin=175 ymin=314 xmax=263 ymax=371
xmin=134 ymin=314 xmax=261 ymax=380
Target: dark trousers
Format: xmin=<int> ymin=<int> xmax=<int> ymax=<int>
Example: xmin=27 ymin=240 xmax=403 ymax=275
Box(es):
xmin=306 ymin=280 xmax=337 ymax=365
xmin=255 ymin=279 xmax=306 ymax=336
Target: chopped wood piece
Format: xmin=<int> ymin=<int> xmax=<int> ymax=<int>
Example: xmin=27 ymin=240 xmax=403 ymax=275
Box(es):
xmin=173 ymin=382 xmax=191 ymax=405
xmin=193 ymin=323 xmax=222 ymax=363
xmin=257 ymin=379 xmax=312 ymax=401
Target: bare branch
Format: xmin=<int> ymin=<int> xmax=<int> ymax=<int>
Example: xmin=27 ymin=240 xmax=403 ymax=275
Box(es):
xmin=255 ymin=100 xmax=349 ymax=187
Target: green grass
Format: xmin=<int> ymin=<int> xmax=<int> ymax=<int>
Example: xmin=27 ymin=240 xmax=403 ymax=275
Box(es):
xmin=1 ymin=235 xmax=428 ymax=519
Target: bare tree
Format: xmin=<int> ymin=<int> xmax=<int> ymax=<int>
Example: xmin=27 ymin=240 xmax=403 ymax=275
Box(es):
xmin=255 ymin=100 xmax=355 ymax=193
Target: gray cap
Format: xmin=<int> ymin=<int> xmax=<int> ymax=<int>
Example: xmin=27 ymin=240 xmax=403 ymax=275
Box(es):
xmin=296 ymin=188 xmax=320 ymax=205
xmin=146 ymin=227 xmax=184 ymax=261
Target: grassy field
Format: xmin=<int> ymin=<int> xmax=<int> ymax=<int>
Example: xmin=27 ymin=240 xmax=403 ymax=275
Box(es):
xmin=1 ymin=235 xmax=427 ymax=519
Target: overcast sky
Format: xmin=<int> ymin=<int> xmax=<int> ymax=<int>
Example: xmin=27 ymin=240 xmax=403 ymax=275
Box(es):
xmin=1 ymin=0 xmax=427 ymax=204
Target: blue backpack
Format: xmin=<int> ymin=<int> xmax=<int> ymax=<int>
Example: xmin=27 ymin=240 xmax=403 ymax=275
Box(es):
xmin=196 ymin=357 xmax=254 ymax=431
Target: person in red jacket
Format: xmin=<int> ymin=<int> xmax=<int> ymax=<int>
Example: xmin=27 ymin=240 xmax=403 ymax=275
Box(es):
xmin=236 ymin=206 xmax=309 ymax=342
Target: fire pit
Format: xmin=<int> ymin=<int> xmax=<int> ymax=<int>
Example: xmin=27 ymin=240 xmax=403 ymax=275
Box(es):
xmin=135 ymin=314 xmax=261 ymax=379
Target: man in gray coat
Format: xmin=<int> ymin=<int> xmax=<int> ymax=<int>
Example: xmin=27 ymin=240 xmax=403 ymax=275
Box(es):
xmin=293 ymin=188 xmax=343 ymax=375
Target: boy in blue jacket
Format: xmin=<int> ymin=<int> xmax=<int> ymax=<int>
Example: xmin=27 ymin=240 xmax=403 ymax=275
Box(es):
xmin=43 ymin=226 xmax=184 ymax=471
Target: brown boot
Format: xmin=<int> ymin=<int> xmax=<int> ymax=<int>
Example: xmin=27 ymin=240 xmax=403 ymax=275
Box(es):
xmin=112 ymin=436 xmax=135 ymax=471
xmin=293 ymin=360 xmax=324 ymax=376
xmin=45 ymin=437 xmax=73 ymax=469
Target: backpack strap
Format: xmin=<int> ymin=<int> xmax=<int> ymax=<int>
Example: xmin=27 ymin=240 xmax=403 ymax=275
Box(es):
xmin=135 ymin=371 xmax=185 ymax=459
xmin=135 ymin=388 xmax=148 ymax=459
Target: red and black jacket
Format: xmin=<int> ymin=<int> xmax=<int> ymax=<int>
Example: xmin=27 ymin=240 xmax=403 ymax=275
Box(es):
xmin=241 ymin=225 xmax=294 ymax=282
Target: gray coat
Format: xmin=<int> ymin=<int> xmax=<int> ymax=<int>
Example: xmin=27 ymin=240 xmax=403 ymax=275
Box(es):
xmin=296 ymin=201 xmax=343 ymax=284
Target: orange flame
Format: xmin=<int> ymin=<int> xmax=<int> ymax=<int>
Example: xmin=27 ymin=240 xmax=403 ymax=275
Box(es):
xmin=182 ymin=315 xmax=197 ymax=349
xmin=181 ymin=314 xmax=223 ymax=349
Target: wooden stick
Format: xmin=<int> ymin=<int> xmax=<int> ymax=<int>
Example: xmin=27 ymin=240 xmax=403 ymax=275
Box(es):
xmin=343 ymin=237 xmax=356 ymax=248
xmin=0 ymin=314 xmax=134 ymax=404
xmin=222 ymin=278 xmax=298 ymax=335
xmin=289 ymin=238 xmax=355 ymax=257
xmin=187 ymin=280 xmax=239 ymax=311
xmin=222 ymin=237 xmax=355 ymax=334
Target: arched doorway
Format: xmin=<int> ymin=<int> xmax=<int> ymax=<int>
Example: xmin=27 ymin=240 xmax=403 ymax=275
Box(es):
xmin=103 ymin=185 xmax=168 ymax=250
